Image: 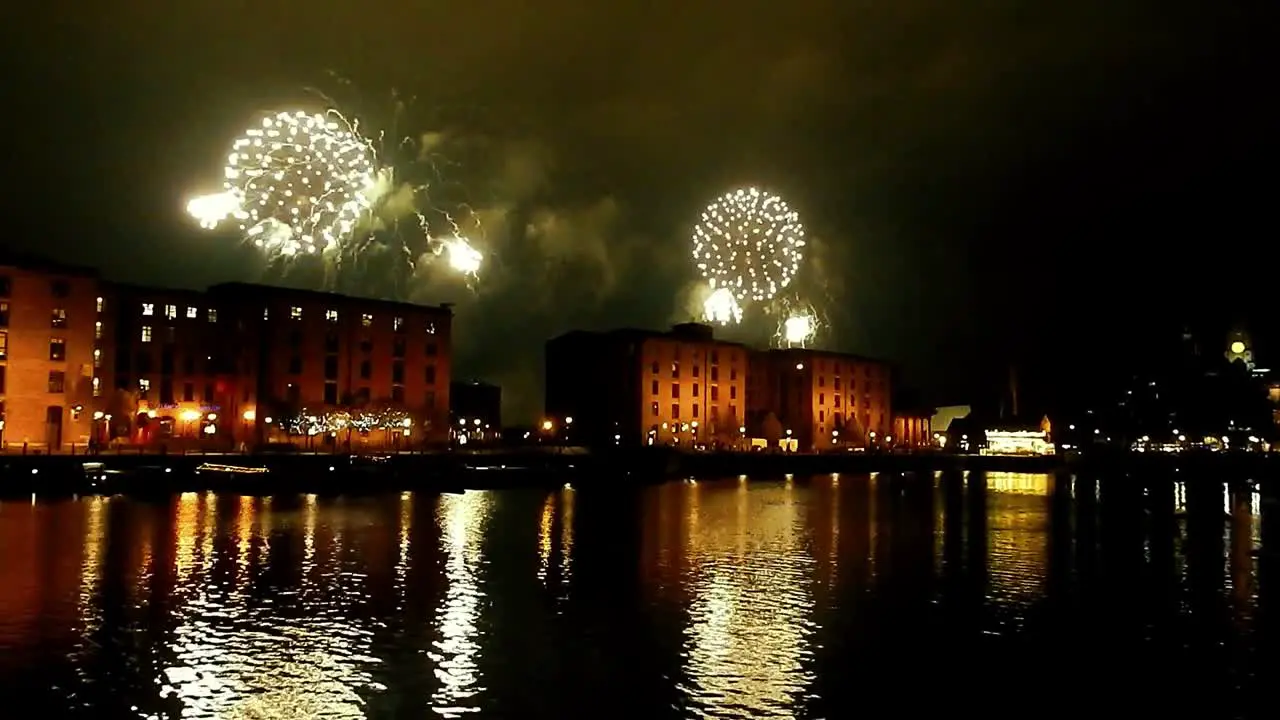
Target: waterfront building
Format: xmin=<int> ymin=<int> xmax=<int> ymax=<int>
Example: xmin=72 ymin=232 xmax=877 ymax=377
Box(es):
xmin=97 ymin=282 xmax=228 ymax=447
xmin=450 ymin=380 xmax=502 ymax=443
xmin=891 ymin=408 xmax=933 ymax=448
xmin=747 ymin=349 xmax=892 ymax=452
xmin=545 ymin=323 xmax=749 ymax=448
xmin=209 ymin=283 xmax=453 ymax=448
xmin=0 ymin=257 xmax=97 ymax=452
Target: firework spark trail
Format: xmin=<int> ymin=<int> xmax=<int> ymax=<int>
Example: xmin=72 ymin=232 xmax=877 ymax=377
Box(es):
xmin=772 ymin=297 xmax=823 ymax=348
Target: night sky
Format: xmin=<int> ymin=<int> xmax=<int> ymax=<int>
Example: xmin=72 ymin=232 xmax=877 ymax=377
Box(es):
xmin=4 ymin=1 xmax=1269 ymax=421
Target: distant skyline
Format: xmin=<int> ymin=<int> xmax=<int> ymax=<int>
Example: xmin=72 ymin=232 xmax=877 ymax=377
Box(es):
xmin=4 ymin=1 xmax=1268 ymax=421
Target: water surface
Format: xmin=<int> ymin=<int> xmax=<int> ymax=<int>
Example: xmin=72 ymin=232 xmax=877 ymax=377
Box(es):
xmin=0 ymin=472 xmax=1273 ymax=718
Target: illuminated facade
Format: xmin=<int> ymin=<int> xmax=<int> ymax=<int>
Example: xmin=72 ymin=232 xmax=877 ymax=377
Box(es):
xmin=891 ymin=410 xmax=932 ymax=448
xmin=98 ymin=283 xmax=229 ymax=447
xmin=209 ymin=283 xmax=453 ymax=448
xmin=545 ymin=323 xmax=749 ymax=447
xmin=747 ymin=349 xmax=892 ymax=451
xmin=0 ymin=258 xmax=97 ymax=452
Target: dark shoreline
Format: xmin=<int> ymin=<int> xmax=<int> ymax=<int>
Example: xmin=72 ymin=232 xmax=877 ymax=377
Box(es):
xmin=1 ymin=448 xmax=1276 ymax=498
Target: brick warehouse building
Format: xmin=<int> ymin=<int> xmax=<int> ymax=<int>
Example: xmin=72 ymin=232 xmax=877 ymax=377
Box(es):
xmin=748 ymin=348 xmax=892 ymax=451
xmin=546 ymin=323 xmax=750 ymax=448
xmin=0 ymin=254 xmax=454 ymax=452
xmin=0 ymin=257 xmax=98 ymax=452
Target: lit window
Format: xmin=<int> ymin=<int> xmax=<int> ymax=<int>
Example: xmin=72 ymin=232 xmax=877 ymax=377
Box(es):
xmin=139 ymin=378 xmax=151 ymax=393
xmin=207 ymin=308 xmax=217 ymax=323
xmin=164 ymin=304 xmax=176 ymax=319
xmin=426 ymin=322 xmax=436 ymax=335
xmin=92 ymin=376 xmax=101 ymax=397
xmin=186 ymin=306 xmax=197 ymax=319
xmin=326 ymin=309 xmax=338 ymax=323
xmin=93 ymin=348 xmax=101 ymax=367
xmin=393 ymin=316 xmax=404 ymax=331
xmin=94 ymin=321 xmax=102 ymax=339
xmin=142 ymin=303 xmax=154 ymax=316
xmin=51 ymin=308 xmax=67 ymax=328
xmin=141 ymin=326 xmax=153 ymax=342
xmin=361 ymin=313 xmax=373 ymax=327
xmin=290 ymin=306 xmax=302 ymax=320
xmin=49 ymin=338 xmax=66 ymax=361
xmin=96 ymin=297 xmax=104 ymax=313
xmin=263 ymin=307 xmax=269 ymax=320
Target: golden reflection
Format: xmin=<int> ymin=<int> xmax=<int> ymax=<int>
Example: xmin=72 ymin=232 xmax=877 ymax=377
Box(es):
xmin=560 ymin=486 xmax=575 ymax=583
xmin=398 ymin=492 xmax=413 ymax=589
xmin=159 ymin=494 xmax=379 ymax=719
xmin=537 ymin=493 xmax=554 ymax=584
xmin=983 ymin=473 xmax=1050 ymax=612
xmin=430 ymin=490 xmax=493 ymax=717
xmin=653 ymin=481 xmax=815 ymax=716
xmin=77 ymin=497 xmax=108 ymax=642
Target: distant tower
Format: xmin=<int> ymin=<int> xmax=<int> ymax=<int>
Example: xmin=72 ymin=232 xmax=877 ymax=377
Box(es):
xmin=1225 ymin=329 xmax=1255 ymax=370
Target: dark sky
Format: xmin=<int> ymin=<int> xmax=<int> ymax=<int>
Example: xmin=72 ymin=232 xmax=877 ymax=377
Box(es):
xmin=4 ymin=1 xmax=1271 ymax=421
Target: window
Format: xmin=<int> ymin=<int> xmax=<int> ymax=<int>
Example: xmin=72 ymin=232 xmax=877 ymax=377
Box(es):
xmin=0 ymin=331 xmax=6 ymax=360
xmin=360 ymin=360 xmax=372 ymax=380
xmin=361 ymin=313 xmax=373 ymax=327
xmin=92 ymin=376 xmax=101 ymax=397
xmin=96 ymin=296 xmax=104 ymax=312
xmin=48 ymin=370 xmax=66 ymax=393
xmin=142 ymin=303 xmax=154 ymax=316
xmin=671 ymin=384 xmax=679 ymax=399
xmin=671 ymin=404 xmax=679 ymax=420
xmin=165 ymin=326 xmax=176 ymax=343
xmin=49 ymin=338 xmax=66 ymax=361
xmin=711 ymin=386 xmax=719 ymax=402
xmin=326 ymin=309 xmax=338 ymax=323
xmin=692 ymin=365 xmax=699 ymax=378
xmin=288 ymin=356 xmax=302 ymax=374
xmin=0 ymin=302 xmax=8 ymax=327
xmin=425 ymin=365 xmax=436 ymax=384
xmin=183 ymin=383 xmax=194 ymax=402
xmin=324 ymin=333 xmax=339 ymax=354
xmin=711 ymin=367 xmax=719 ymax=382
xmin=393 ymin=337 xmax=406 ymax=358
xmin=730 ymin=386 xmax=737 ymax=400
xmin=185 ymin=306 xmax=197 ymax=318
xmin=730 ymin=368 xmax=737 ymax=381
xmin=263 ymin=307 xmax=269 ymax=320
xmin=426 ymin=391 xmax=436 ymax=411
xmin=323 ymin=355 xmax=338 ymax=380
xmin=711 ymin=351 xmax=719 ymax=364
xmin=392 ymin=361 xmax=405 ymax=384
xmin=0 ymin=276 xmax=9 ymax=296
xmin=207 ymin=308 xmax=217 ymax=323
xmin=290 ymin=306 xmax=302 ymax=320
xmin=671 ymin=362 xmax=679 ymax=378
xmin=693 ymin=404 xmax=699 ymax=418
xmin=324 ymin=382 xmax=338 ymax=405
xmin=425 ymin=322 xmax=436 ymax=335
xmin=0 ymin=366 xmax=5 ymax=393
xmin=692 ymin=383 xmax=699 ymax=397
xmin=93 ymin=348 xmax=101 ymax=367
xmin=164 ymin=304 xmax=176 ymax=319
xmin=51 ymin=308 xmax=67 ymax=328
xmin=819 ymin=393 xmax=825 ymax=406
xmin=426 ymin=342 xmax=438 ymax=357
xmin=94 ymin=321 xmax=102 ymax=339
xmin=51 ymin=280 xmax=70 ymax=298
xmin=203 ymin=383 xmax=214 ymax=403
xmin=139 ymin=378 xmax=151 ymax=395
xmin=160 ymin=380 xmax=174 ymax=404
xmin=394 ymin=316 xmax=404 ymax=332
xmin=651 ymin=380 xmax=658 ymax=395
xmin=651 ymin=361 xmax=659 ymax=374
xmin=651 ymin=402 xmax=659 ymax=416
xmin=141 ymin=326 xmax=153 ymax=342
xmin=392 ymin=386 xmax=405 ymax=403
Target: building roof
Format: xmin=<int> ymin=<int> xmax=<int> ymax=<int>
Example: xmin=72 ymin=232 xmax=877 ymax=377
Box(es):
xmin=757 ymin=346 xmax=892 ymax=366
xmin=207 ymin=282 xmax=453 ymax=314
xmin=102 ymin=280 xmax=208 ymax=299
xmin=547 ymin=324 xmax=749 ymax=349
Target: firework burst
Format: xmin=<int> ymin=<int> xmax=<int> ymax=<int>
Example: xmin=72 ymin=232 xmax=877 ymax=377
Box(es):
xmin=692 ymin=187 xmax=806 ymax=309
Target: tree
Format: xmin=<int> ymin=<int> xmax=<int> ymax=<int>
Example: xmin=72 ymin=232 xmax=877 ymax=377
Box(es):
xmin=712 ymin=407 xmax=742 ymax=449
xmin=761 ymin=412 xmax=783 ymax=445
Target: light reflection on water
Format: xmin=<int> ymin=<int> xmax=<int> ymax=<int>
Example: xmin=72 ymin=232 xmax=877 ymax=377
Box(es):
xmin=0 ymin=472 xmax=1273 ymax=717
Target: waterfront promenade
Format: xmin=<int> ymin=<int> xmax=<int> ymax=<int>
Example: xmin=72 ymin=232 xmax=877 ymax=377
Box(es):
xmin=1 ymin=445 xmax=1276 ymax=497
